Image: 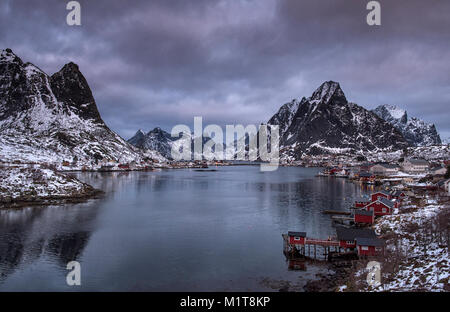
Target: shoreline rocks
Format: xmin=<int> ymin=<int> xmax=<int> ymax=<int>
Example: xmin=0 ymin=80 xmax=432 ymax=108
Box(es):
xmin=0 ymin=165 xmax=104 ymax=209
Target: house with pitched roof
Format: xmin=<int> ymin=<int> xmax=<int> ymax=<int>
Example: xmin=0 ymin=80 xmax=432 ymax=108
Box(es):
xmin=370 ymin=163 xmax=400 ymax=176
xmin=364 ymin=197 xmax=395 ymax=216
xmin=402 ymin=158 xmax=429 ymax=173
xmin=336 ymin=227 xmax=377 ymax=249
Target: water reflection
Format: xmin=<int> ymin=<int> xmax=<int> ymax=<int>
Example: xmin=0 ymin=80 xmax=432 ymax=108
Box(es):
xmin=0 ymin=166 xmax=372 ymax=291
xmin=0 ymin=202 xmax=100 ymax=284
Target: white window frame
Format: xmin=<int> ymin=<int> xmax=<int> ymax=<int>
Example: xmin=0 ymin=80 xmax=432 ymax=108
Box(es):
xmin=361 ymin=246 xmax=369 ymax=251
xmin=375 ymin=247 xmax=382 ymax=252
xmin=346 ymin=240 xmax=354 ymax=245
xmin=294 ymin=237 xmax=301 ymax=241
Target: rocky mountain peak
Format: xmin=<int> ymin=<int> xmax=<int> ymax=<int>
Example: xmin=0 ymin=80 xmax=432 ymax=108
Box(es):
xmin=0 ymin=49 xmax=164 ymax=165
xmin=50 ymin=62 xmax=102 ymax=122
xmin=372 ymin=104 xmax=441 ymax=146
xmin=149 ymin=127 xmax=164 ymax=134
xmin=310 ymin=80 xmax=346 ymax=104
xmin=136 ymin=129 xmax=146 ymax=136
xmin=266 ymin=81 xmax=408 ymax=157
xmin=0 ymin=48 xmax=22 ymax=65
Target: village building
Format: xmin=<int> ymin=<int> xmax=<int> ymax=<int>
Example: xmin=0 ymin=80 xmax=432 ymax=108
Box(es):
xmin=402 ymin=158 xmax=429 ymax=174
xmin=354 ymin=196 xmax=371 ymax=208
xmin=437 ymin=179 xmax=450 ymax=194
xmin=335 ymin=227 xmax=377 ymax=249
xmin=369 ymin=163 xmax=400 ymax=176
xmin=355 ymin=237 xmax=385 ymax=257
xmin=354 ymin=210 xmax=375 ymax=224
xmin=364 ymin=197 xmax=395 ymax=216
xmin=431 ymin=166 xmax=447 ymax=176
xmin=389 ymin=190 xmax=406 ymax=201
xmin=287 ymin=231 xmax=306 ymax=245
xmin=359 ymin=163 xmax=373 ymax=172
xmin=358 ymin=172 xmax=375 ymax=182
xmin=370 ymin=190 xmax=390 ymax=202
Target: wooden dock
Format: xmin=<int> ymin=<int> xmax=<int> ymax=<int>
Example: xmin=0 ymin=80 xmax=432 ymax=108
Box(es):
xmin=282 ymin=234 xmax=341 ymax=261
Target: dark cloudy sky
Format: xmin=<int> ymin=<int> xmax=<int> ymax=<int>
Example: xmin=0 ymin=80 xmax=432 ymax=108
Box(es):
xmin=1 ymin=0 xmax=449 ymax=140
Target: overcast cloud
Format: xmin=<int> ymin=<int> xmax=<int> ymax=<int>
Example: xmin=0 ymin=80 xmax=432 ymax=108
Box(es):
xmin=1 ymin=0 xmax=449 ymax=140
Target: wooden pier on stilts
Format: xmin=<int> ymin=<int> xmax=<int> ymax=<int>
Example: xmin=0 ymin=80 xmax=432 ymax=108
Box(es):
xmin=282 ymin=234 xmax=342 ymax=261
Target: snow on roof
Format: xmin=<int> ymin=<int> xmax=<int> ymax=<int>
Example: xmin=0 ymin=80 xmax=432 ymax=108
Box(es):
xmin=379 ymin=197 xmax=395 ymax=208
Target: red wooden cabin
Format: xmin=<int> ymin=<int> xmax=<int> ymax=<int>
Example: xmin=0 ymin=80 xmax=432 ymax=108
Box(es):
xmin=354 ymin=210 xmax=374 ymax=224
xmin=287 ymin=231 xmax=306 ymax=245
xmin=354 ymin=196 xmax=371 ymax=208
xmin=118 ymin=164 xmax=130 ymax=169
xmin=355 ymin=237 xmax=384 ymax=257
xmin=364 ymin=197 xmax=395 ymax=216
xmin=370 ymin=190 xmax=390 ymax=202
xmin=336 ymin=227 xmax=377 ymax=249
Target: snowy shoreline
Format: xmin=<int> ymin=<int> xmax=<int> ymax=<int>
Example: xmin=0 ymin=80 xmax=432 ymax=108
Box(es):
xmin=0 ymin=164 xmax=103 ymax=208
xmin=304 ymin=196 xmax=450 ymax=292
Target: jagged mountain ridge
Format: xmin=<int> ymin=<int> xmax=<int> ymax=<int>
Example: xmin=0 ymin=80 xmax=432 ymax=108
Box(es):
xmin=0 ymin=48 xmax=163 ymax=165
xmin=267 ymin=81 xmax=409 ymax=158
xmin=128 ymin=127 xmax=226 ymax=160
xmin=372 ymin=104 xmax=441 ymax=146
xmin=128 ymin=127 xmax=178 ymax=159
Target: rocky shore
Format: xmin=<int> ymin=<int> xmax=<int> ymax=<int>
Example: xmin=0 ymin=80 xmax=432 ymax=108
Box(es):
xmin=0 ymin=165 xmax=103 ymax=208
xmin=303 ymin=262 xmax=352 ymax=292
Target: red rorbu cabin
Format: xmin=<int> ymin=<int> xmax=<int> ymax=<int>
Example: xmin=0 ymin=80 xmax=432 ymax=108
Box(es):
xmin=355 ymin=237 xmax=384 ymax=257
xmin=354 ymin=196 xmax=371 ymax=208
xmin=336 ymin=227 xmax=377 ymax=249
xmin=354 ymin=210 xmax=375 ymax=224
xmin=370 ymin=190 xmax=390 ymax=202
xmin=118 ymin=164 xmax=130 ymax=169
xmin=287 ymin=231 xmax=306 ymax=245
xmin=364 ymin=197 xmax=395 ymax=216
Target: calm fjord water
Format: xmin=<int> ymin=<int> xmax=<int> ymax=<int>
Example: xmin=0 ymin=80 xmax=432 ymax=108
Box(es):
xmin=0 ymin=166 xmax=372 ymax=291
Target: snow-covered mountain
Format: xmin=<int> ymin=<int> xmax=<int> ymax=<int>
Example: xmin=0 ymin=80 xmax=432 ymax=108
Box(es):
xmin=0 ymin=48 xmax=163 ymax=165
xmin=372 ymin=104 xmax=441 ymax=146
xmin=128 ymin=127 xmax=178 ymax=159
xmin=268 ymin=81 xmax=409 ymax=158
xmin=128 ymin=127 xmax=226 ymax=160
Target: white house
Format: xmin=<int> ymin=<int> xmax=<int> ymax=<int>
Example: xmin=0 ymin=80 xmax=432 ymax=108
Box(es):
xmin=402 ymin=158 xmax=429 ymax=174
xmin=370 ymin=163 xmax=400 ymax=176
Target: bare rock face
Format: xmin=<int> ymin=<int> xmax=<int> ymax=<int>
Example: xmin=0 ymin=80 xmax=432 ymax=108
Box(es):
xmin=372 ymin=104 xmax=441 ymax=146
xmin=268 ymin=81 xmax=409 ymax=158
xmin=0 ymin=48 xmax=161 ymax=165
xmin=50 ymin=62 xmax=103 ymax=122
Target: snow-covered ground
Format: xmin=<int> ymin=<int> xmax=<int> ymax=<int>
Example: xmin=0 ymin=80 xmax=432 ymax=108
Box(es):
xmin=341 ymin=201 xmax=449 ymax=292
xmin=0 ymin=164 xmax=100 ymax=206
